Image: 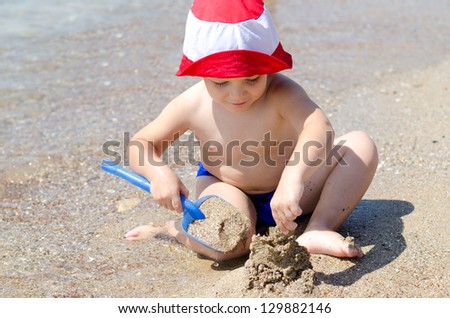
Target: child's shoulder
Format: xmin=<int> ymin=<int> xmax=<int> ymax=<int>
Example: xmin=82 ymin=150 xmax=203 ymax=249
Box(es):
xmin=267 ymin=74 xmax=308 ymax=99
xmin=174 ymin=80 xmax=205 ymax=103
xmin=165 ymin=80 xmax=207 ymax=113
xmin=267 ymin=74 xmax=317 ymax=114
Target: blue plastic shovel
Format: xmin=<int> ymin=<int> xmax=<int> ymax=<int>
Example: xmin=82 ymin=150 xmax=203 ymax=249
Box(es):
xmin=100 ymin=159 xmax=222 ymax=253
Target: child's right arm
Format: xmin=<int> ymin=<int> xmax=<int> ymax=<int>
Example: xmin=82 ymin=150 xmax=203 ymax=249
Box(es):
xmin=129 ymin=136 xmax=189 ymax=213
xmin=128 ymin=85 xmax=199 ymax=213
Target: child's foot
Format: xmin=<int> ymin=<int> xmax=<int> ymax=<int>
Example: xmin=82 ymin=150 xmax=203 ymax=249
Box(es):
xmin=124 ymin=223 xmax=168 ymax=241
xmin=296 ymin=230 xmax=364 ymax=258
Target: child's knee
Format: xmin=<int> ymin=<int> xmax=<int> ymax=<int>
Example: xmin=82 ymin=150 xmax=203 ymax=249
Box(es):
xmin=345 ymin=131 xmax=378 ymax=168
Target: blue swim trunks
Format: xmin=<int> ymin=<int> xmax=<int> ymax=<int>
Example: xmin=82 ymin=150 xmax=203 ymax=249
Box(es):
xmin=196 ymin=162 xmax=277 ymax=226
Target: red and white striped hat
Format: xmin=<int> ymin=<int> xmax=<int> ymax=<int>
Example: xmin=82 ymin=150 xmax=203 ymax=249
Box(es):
xmin=176 ymin=0 xmax=293 ymax=78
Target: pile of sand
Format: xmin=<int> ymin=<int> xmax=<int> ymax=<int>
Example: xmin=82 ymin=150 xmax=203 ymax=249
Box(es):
xmin=188 ymin=196 xmax=251 ymax=252
xmin=187 ymin=197 xmax=315 ymax=295
xmin=244 ymin=227 xmax=315 ymax=294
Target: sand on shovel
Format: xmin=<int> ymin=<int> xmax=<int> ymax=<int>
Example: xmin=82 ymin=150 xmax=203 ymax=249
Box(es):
xmin=188 ymin=196 xmax=251 ymax=253
xmin=244 ymin=227 xmax=314 ymax=294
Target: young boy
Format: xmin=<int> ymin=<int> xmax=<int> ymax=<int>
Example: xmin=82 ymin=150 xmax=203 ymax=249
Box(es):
xmin=124 ymin=0 xmax=378 ymax=261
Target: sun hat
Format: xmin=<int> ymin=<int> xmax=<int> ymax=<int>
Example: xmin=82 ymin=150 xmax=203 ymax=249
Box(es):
xmin=176 ymin=0 xmax=293 ymax=78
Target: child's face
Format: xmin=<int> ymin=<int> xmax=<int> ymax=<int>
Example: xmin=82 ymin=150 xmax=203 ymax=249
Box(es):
xmin=203 ymin=75 xmax=268 ymax=112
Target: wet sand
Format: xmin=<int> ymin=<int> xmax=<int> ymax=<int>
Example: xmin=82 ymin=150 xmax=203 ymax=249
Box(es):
xmin=1 ymin=0 xmax=449 ymax=298
xmin=188 ymin=196 xmax=251 ymax=253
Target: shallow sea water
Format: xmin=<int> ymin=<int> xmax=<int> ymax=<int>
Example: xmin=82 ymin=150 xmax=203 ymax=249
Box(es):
xmin=1 ymin=0 xmax=449 ymax=297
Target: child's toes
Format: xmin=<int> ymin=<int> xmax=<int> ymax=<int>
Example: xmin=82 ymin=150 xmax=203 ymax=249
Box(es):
xmin=124 ymin=229 xmax=141 ymax=240
xmin=124 ymin=224 xmax=155 ymax=240
xmin=342 ymin=236 xmax=364 ymax=258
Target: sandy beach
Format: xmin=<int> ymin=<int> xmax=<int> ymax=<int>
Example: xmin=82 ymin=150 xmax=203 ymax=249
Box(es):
xmin=1 ymin=0 xmax=449 ymax=299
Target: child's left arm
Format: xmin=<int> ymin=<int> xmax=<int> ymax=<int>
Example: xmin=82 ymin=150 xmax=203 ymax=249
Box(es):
xmin=270 ymin=88 xmax=333 ymax=234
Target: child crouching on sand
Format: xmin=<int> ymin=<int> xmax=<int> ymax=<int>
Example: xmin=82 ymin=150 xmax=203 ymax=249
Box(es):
xmin=124 ymin=0 xmax=378 ymax=261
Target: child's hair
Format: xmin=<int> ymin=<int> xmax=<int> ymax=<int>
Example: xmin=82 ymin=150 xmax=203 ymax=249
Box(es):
xmin=176 ymin=0 xmax=292 ymax=78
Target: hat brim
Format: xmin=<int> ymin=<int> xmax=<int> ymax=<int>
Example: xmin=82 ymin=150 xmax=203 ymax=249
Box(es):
xmin=176 ymin=43 xmax=292 ymax=78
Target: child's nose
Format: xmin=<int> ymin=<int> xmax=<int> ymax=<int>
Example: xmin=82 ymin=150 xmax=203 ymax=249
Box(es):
xmin=229 ymin=85 xmax=246 ymax=99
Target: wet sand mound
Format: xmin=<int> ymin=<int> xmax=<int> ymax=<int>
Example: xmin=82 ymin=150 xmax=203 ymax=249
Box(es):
xmin=245 ymin=227 xmax=314 ymax=294
xmin=188 ymin=197 xmax=251 ymax=252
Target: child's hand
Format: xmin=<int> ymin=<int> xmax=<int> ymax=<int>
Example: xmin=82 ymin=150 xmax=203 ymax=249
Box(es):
xmin=270 ymin=181 xmax=304 ymax=234
xmin=150 ymin=169 xmax=190 ymax=213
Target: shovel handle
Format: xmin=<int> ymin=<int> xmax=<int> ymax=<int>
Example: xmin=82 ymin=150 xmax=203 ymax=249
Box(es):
xmin=100 ymin=159 xmax=192 ymax=209
xmin=101 ymin=160 xmax=151 ymax=192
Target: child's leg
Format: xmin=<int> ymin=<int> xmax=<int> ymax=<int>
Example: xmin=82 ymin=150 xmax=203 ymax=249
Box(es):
xmin=124 ymin=223 xmax=166 ymax=240
xmin=190 ymin=175 xmax=257 ymax=260
xmin=125 ymin=175 xmax=257 ymax=262
xmin=296 ymin=131 xmax=378 ymax=258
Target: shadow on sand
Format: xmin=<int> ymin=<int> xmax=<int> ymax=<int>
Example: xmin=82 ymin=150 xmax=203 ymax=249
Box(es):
xmin=315 ymin=199 xmax=415 ymax=286
xmin=206 ymin=199 xmax=415 ymax=286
